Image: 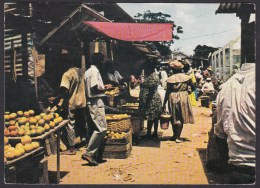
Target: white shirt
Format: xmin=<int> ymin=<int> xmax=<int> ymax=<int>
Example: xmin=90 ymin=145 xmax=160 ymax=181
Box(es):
xmin=195 ymin=71 xmax=203 ymax=79
xmin=214 ymin=63 xmax=255 ymax=167
xmin=201 ymin=82 xmax=214 ymax=93
xmin=107 ymin=70 xmax=123 ymax=84
xmin=85 ymin=65 xmax=106 ymax=98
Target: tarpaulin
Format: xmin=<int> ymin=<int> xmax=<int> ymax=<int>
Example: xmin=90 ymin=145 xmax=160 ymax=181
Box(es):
xmin=84 ymin=21 xmax=173 ymax=41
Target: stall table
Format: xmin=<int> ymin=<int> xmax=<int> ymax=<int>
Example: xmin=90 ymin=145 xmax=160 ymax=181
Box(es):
xmin=5 ymin=147 xmax=45 ymax=183
xmin=7 ymin=120 xmax=69 ymax=184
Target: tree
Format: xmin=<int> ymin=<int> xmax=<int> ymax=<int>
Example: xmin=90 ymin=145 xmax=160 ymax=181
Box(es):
xmin=193 ymin=45 xmax=218 ymax=58
xmin=134 ymin=10 xmax=182 ymax=58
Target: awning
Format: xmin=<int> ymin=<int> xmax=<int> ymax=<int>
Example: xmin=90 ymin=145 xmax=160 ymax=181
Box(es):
xmin=83 ymin=21 xmax=173 ymax=42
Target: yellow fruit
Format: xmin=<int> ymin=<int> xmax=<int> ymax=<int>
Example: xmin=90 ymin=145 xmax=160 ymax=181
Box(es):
xmin=40 ymin=113 xmax=47 ymax=118
xmin=5 ymin=150 xmax=15 ymax=160
xmin=21 ymin=135 xmax=32 ymax=145
xmin=49 ymin=121 xmax=55 ymax=129
xmin=24 ymin=143 xmax=33 ymax=152
xmin=4 ymin=115 xmax=10 ymax=121
xmin=23 ymin=111 xmax=30 ymax=118
xmin=53 ymin=118 xmax=59 ymax=125
xmin=15 ymin=143 xmax=24 ymax=149
xmin=48 ymin=114 xmax=54 ymax=121
xmin=54 ymin=113 xmax=59 ymax=118
xmin=35 ymin=115 xmax=41 ymax=121
xmin=30 ymin=125 xmax=36 ymax=129
xmin=38 ymin=119 xmax=45 ymax=126
xmin=31 ymin=142 xmax=40 ymax=149
xmin=9 ymin=113 xmax=17 ymax=120
xmin=43 ymin=115 xmax=50 ymax=123
xmin=18 ymin=129 xmax=25 ymax=136
xmin=14 ymin=149 xmax=22 ymax=158
xmin=28 ymin=110 xmax=35 ymax=116
xmin=29 ymin=117 xmax=37 ymax=125
xmin=25 ymin=130 xmax=31 ymax=136
xmin=4 ymin=157 xmax=7 ymax=163
xmin=44 ymin=123 xmax=50 ymax=131
xmin=58 ymin=117 xmax=63 ymax=123
xmin=9 ymin=120 xmax=16 ymax=126
xmin=17 ymin=111 xmax=23 ymax=117
xmin=4 ymin=136 xmax=9 ymax=145
xmin=4 ymin=145 xmax=11 ymax=151
xmin=30 ymin=129 xmax=37 ymax=137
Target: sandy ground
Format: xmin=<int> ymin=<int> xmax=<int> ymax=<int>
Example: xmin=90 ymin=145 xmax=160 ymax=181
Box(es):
xmin=48 ymin=104 xmax=226 ymax=184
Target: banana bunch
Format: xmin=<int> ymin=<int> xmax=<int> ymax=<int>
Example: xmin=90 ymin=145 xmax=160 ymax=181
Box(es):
xmin=107 ymin=131 xmax=127 ymax=139
xmin=106 ymin=114 xmax=129 ymax=120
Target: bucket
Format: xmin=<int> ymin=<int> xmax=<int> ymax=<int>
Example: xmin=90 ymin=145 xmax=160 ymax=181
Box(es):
xmin=160 ymin=114 xmax=171 ymax=130
xmin=160 ymin=118 xmax=170 ymax=130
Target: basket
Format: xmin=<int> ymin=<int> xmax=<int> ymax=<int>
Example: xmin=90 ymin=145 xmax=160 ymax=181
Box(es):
xmin=160 ymin=113 xmax=171 ymax=130
xmin=107 ymin=116 xmax=132 ymax=133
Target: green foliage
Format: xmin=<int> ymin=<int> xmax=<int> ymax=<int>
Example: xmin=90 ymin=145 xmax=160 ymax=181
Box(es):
xmin=134 ymin=10 xmax=182 ymax=57
xmin=193 ymin=45 xmax=218 ymax=58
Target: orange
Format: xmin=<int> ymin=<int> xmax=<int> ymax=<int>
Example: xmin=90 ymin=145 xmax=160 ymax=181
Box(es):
xmin=29 ymin=117 xmax=37 ymax=125
xmin=38 ymin=119 xmax=45 ymax=126
xmin=28 ymin=110 xmax=35 ymax=116
xmin=23 ymin=111 xmax=30 ymax=118
xmin=17 ymin=111 xmax=23 ymax=117
xmin=4 ymin=136 xmax=9 ymax=145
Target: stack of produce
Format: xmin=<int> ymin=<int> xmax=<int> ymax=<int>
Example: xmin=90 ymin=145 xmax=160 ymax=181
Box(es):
xmin=106 ymin=131 xmax=127 ymax=139
xmin=4 ymin=110 xmax=63 ymax=137
xmin=4 ymin=135 xmax=40 ymax=162
xmin=105 ymin=87 xmax=120 ymax=96
xmin=105 ymin=114 xmax=130 ymax=121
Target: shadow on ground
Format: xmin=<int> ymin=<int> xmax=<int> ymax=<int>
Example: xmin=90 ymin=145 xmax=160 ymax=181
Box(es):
xmin=196 ymin=148 xmax=229 ymax=184
xmin=49 ymin=171 xmax=69 ymax=184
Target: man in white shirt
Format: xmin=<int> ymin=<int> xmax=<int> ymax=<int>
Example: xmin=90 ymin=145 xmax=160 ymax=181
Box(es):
xmin=82 ymin=53 xmax=111 ymax=166
xmin=214 ymin=63 xmax=255 ymax=184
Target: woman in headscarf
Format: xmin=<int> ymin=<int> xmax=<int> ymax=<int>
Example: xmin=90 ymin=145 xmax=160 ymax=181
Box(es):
xmin=162 ymin=60 xmax=195 ymax=143
xmin=139 ymin=58 xmax=162 ymax=140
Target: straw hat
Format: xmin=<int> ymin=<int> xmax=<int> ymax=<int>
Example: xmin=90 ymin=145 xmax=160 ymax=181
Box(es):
xmin=169 ymin=60 xmax=184 ymax=69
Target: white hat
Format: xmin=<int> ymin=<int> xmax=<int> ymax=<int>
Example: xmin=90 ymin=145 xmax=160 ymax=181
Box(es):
xmin=206 ymin=77 xmax=211 ymax=81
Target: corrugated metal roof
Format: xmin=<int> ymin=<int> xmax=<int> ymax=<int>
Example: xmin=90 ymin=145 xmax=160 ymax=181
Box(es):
xmin=216 ymin=3 xmax=255 ymax=14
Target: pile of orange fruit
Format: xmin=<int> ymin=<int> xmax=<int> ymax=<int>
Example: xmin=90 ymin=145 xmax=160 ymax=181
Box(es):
xmin=4 ymin=135 xmax=40 ymax=162
xmin=4 ymin=110 xmax=63 ymax=137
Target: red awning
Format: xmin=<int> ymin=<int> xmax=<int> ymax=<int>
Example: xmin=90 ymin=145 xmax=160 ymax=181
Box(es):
xmin=84 ymin=21 xmax=173 ymax=42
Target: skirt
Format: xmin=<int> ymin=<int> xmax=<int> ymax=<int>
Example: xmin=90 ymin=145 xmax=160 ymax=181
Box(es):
xmin=168 ymin=91 xmax=195 ymax=124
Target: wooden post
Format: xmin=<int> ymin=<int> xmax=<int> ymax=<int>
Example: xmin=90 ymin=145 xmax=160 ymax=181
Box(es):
xmin=223 ymin=48 xmax=226 ymax=81
xmin=229 ymin=42 xmax=233 ymax=77
xmin=240 ymin=13 xmax=250 ymax=66
xmin=56 ymin=130 xmax=61 ymax=183
xmin=218 ymin=51 xmax=221 ymax=79
xmin=22 ymin=33 xmax=28 ymax=80
xmin=39 ymin=158 xmax=49 ymax=184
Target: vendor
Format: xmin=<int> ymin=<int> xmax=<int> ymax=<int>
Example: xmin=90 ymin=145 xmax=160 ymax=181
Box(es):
xmin=104 ymin=60 xmax=124 ymax=86
xmin=201 ymin=77 xmax=214 ymax=94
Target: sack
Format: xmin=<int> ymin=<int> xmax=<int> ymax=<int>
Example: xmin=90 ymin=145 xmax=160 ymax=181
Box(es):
xmin=206 ymin=127 xmax=229 ymax=171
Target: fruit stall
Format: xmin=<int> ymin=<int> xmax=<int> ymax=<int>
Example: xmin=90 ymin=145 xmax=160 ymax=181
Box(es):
xmin=4 ymin=110 xmax=68 ymax=183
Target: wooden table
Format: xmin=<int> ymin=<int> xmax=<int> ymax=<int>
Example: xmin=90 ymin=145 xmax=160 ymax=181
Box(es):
xmin=8 ymin=120 xmax=69 ymax=183
xmin=5 ymin=147 xmax=45 ymax=183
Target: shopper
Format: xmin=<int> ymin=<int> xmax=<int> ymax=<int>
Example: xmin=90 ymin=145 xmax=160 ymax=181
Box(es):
xmin=139 ymin=58 xmax=162 ymax=140
xmin=50 ymin=53 xmax=87 ymax=155
xmin=162 ymin=60 xmax=195 ymax=143
xmin=82 ymin=52 xmax=111 ymax=166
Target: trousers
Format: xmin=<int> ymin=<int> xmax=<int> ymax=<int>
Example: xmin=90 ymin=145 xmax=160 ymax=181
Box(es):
xmin=86 ymin=98 xmax=107 ymax=156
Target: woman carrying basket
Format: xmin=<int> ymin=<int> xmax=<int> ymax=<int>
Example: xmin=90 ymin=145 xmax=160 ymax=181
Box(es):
xmin=162 ymin=60 xmax=195 ymax=143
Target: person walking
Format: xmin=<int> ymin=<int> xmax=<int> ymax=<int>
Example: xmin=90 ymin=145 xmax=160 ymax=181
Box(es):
xmin=82 ymin=52 xmax=111 ymax=166
xmin=162 ymin=60 xmax=195 ymax=143
xmin=139 ymin=58 xmax=162 ymax=140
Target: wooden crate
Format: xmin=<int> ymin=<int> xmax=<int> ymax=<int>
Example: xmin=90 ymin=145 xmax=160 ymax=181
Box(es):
xmin=103 ymin=130 xmax=132 ymax=159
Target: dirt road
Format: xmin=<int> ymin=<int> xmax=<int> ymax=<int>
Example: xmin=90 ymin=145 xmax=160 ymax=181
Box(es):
xmin=48 ymin=105 xmax=225 ymax=184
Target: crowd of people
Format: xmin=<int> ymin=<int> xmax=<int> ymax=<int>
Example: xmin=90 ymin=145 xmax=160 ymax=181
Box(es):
xmin=46 ymin=48 xmax=255 ymax=184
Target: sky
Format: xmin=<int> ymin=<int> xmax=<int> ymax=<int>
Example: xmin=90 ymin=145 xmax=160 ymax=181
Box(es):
xmin=118 ymin=3 xmax=242 ymax=56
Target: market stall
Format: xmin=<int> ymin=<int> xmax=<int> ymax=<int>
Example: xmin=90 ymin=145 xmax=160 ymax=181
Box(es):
xmin=4 ymin=110 xmax=68 ymax=183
